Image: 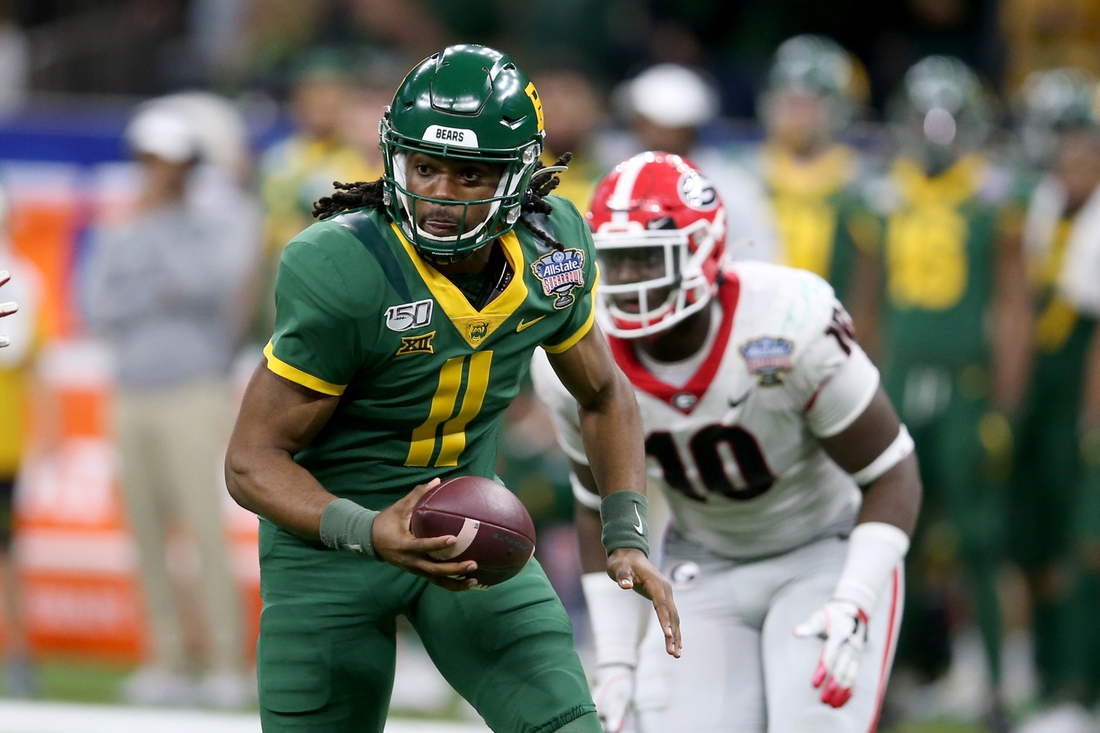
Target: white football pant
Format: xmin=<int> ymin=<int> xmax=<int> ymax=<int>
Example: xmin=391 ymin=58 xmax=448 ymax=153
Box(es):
xmin=634 ymin=534 xmax=903 ymax=733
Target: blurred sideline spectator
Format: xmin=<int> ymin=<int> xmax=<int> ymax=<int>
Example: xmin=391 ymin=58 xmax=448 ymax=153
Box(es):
xmin=345 ymin=0 xmax=449 ymax=61
xmin=254 ymin=51 xmax=376 ymax=338
xmin=0 ymin=202 xmax=42 ymax=698
xmin=1001 ymin=0 xmax=1100 ymax=92
xmin=749 ymin=35 xmax=882 ymax=339
xmin=82 ymin=101 xmax=260 ymax=708
xmin=0 ymin=2 xmax=26 ymax=116
xmin=530 ymin=68 xmax=608 ymax=212
xmin=338 ymin=58 xmax=403 ymax=172
xmin=616 ymin=62 xmax=779 ymax=263
xmin=864 ymin=56 xmax=1031 ymax=728
xmin=237 ymin=0 xmax=448 ymax=93
xmin=1007 ymin=69 xmax=1100 ymax=729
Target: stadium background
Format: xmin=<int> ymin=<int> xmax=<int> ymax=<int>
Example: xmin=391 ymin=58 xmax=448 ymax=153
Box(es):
xmin=0 ymin=0 xmax=1095 ymax=731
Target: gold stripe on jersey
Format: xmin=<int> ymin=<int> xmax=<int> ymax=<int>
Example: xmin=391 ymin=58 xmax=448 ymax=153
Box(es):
xmin=406 ymin=355 xmax=466 ymax=466
xmin=263 ymin=341 xmax=347 ymax=396
xmin=1033 ymin=218 xmax=1078 ymax=352
xmin=391 ymin=223 xmax=529 ymax=349
xmin=437 ymin=350 xmax=493 ymax=466
xmin=542 ymin=267 xmax=599 ymax=353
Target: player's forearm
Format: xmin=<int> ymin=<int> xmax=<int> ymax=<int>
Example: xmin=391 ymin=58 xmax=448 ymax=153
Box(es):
xmin=576 ymin=500 xmax=611 ymax=574
xmin=224 ymin=443 xmax=335 ymax=539
xmin=825 ymin=456 xmax=919 ymax=619
xmin=854 ymin=453 xmax=922 ymax=536
xmin=577 ymin=369 xmax=647 ymax=499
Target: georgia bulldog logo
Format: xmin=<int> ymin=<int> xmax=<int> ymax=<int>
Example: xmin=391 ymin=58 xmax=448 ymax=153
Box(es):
xmin=678 ymin=170 xmax=718 ymax=211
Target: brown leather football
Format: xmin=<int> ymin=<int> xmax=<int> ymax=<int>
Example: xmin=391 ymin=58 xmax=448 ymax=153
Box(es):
xmin=411 ymin=476 xmax=536 ymax=586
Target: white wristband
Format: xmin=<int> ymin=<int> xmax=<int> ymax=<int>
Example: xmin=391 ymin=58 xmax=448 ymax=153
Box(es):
xmin=581 ymin=571 xmax=650 ymax=668
xmin=832 ymin=522 xmax=910 ymax=614
xmin=850 ymin=425 xmax=914 ymax=486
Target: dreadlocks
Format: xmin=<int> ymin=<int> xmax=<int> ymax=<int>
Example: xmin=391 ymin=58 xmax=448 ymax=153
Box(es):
xmin=310 ymin=152 xmax=574 ymax=251
xmin=311 ymin=179 xmax=386 ymax=220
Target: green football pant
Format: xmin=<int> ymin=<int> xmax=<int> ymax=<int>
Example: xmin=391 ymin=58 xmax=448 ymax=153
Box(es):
xmin=1071 ymin=456 xmax=1100 ymax=701
xmin=886 ymin=362 xmax=1005 ymax=685
xmin=256 ymin=520 xmax=598 ymax=733
xmin=1010 ymin=321 xmax=1095 ymax=700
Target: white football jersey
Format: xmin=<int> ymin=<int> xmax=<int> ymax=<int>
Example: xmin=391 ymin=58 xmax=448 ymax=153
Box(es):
xmin=531 ymin=260 xmax=880 ymax=560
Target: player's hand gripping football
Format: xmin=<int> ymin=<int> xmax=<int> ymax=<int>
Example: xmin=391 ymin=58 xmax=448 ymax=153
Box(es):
xmin=607 ymin=548 xmax=681 ymax=658
xmin=372 ymin=479 xmax=479 ymax=592
xmin=793 ymin=599 xmax=869 ymax=707
xmin=0 ymin=271 xmax=16 ymax=348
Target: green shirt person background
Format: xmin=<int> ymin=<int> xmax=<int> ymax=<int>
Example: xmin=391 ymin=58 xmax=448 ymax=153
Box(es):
xmin=1010 ymin=67 xmax=1100 ymax=711
xmin=860 ymin=56 xmax=1033 ymax=729
xmin=225 ymin=44 xmax=679 ymax=733
xmin=254 ymin=51 xmax=378 ymax=339
xmin=753 ymin=35 xmax=881 ymax=312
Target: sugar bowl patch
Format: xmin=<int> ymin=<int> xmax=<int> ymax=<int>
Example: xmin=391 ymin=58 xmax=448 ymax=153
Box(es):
xmin=741 ymin=337 xmax=794 ymax=385
xmin=532 ymin=248 xmax=585 ymax=309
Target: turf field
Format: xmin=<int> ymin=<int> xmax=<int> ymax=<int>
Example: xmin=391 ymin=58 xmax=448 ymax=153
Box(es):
xmin=0 ymin=659 xmax=987 ymax=733
xmin=0 ymin=700 xmax=988 ymax=733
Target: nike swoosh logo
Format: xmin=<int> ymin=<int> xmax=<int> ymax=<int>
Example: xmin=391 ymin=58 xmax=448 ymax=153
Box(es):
xmin=728 ymin=389 xmax=752 ymax=408
xmin=516 ymin=315 xmax=547 ymax=332
xmin=633 ymin=505 xmax=644 ymax=534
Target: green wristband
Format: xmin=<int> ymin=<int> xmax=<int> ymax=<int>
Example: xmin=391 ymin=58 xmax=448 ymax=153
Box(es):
xmin=600 ymin=490 xmax=650 ymax=556
xmin=319 ymin=498 xmax=381 ymax=559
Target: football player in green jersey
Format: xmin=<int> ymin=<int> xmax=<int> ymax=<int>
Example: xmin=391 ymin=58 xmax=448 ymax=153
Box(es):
xmin=1013 ymin=68 xmax=1100 ymax=713
xmin=864 ymin=56 xmax=1032 ymax=723
xmin=755 ymin=35 xmax=880 ymax=313
xmin=224 ymin=44 xmax=679 ymax=733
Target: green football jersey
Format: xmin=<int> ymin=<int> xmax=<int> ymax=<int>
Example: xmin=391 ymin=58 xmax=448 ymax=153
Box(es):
xmin=764 ymin=144 xmax=879 ymax=305
xmin=880 ymin=154 xmax=1014 ymax=366
xmin=264 ymin=197 xmax=597 ymax=510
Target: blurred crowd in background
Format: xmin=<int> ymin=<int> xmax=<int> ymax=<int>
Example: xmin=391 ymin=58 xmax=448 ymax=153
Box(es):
xmin=2 ymin=0 xmax=1100 ymax=731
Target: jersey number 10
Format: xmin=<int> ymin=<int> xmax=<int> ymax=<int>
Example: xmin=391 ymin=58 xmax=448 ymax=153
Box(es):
xmin=646 ymin=426 xmax=775 ymax=502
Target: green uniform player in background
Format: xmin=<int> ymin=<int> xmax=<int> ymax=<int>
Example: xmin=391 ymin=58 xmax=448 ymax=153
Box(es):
xmin=754 ymin=35 xmax=881 ymax=312
xmin=1011 ymin=68 xmax=1100 ymax=713
xmin=224 ymin=45 xmax=680 ymax=733
xmin=864 ymin=56 xmax=1032 ymax=726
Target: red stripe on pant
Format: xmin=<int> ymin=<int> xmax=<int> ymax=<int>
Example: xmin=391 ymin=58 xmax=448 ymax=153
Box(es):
xmin=867 ymin=565 xmax=902 ymax=733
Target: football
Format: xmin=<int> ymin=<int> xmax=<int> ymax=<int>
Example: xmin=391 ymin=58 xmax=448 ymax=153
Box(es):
xmin=411 ymin=476 xmax=536 ymax=586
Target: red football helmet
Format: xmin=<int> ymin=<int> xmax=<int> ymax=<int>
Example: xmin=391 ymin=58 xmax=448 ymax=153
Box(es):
xmin=587 ymin=151 xmax=727 ymax=338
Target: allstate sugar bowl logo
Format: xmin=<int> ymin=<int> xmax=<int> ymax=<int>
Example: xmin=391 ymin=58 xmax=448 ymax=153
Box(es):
xmin=532 ymin=248 xmax=586 ymax=309
xmin=741 ymin=337 xmax=794 ymax=385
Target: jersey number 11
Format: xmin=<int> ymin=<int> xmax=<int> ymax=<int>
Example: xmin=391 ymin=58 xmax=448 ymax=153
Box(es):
xmin=406 ymin=351 xmax=493 ymax=468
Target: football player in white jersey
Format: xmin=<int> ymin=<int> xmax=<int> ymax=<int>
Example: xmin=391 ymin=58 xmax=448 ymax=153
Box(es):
xmin=530 ymin=152 xmax=923 ymax=732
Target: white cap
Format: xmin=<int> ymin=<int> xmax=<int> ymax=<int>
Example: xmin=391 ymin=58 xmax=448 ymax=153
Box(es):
xmin=621 ymin=63 xmax=720 ymax=129
xmin=125 ymin=106 xmax=199 ymax=163
xmin=154 ymin=92 xmax=250 ymax=175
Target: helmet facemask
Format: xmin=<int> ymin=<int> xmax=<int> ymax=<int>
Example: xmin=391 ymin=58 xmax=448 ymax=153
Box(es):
xmin=595 ymin=214 xmax=723 ymax=339
xmin=380 ymin=112 xmax=543 ymax=263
